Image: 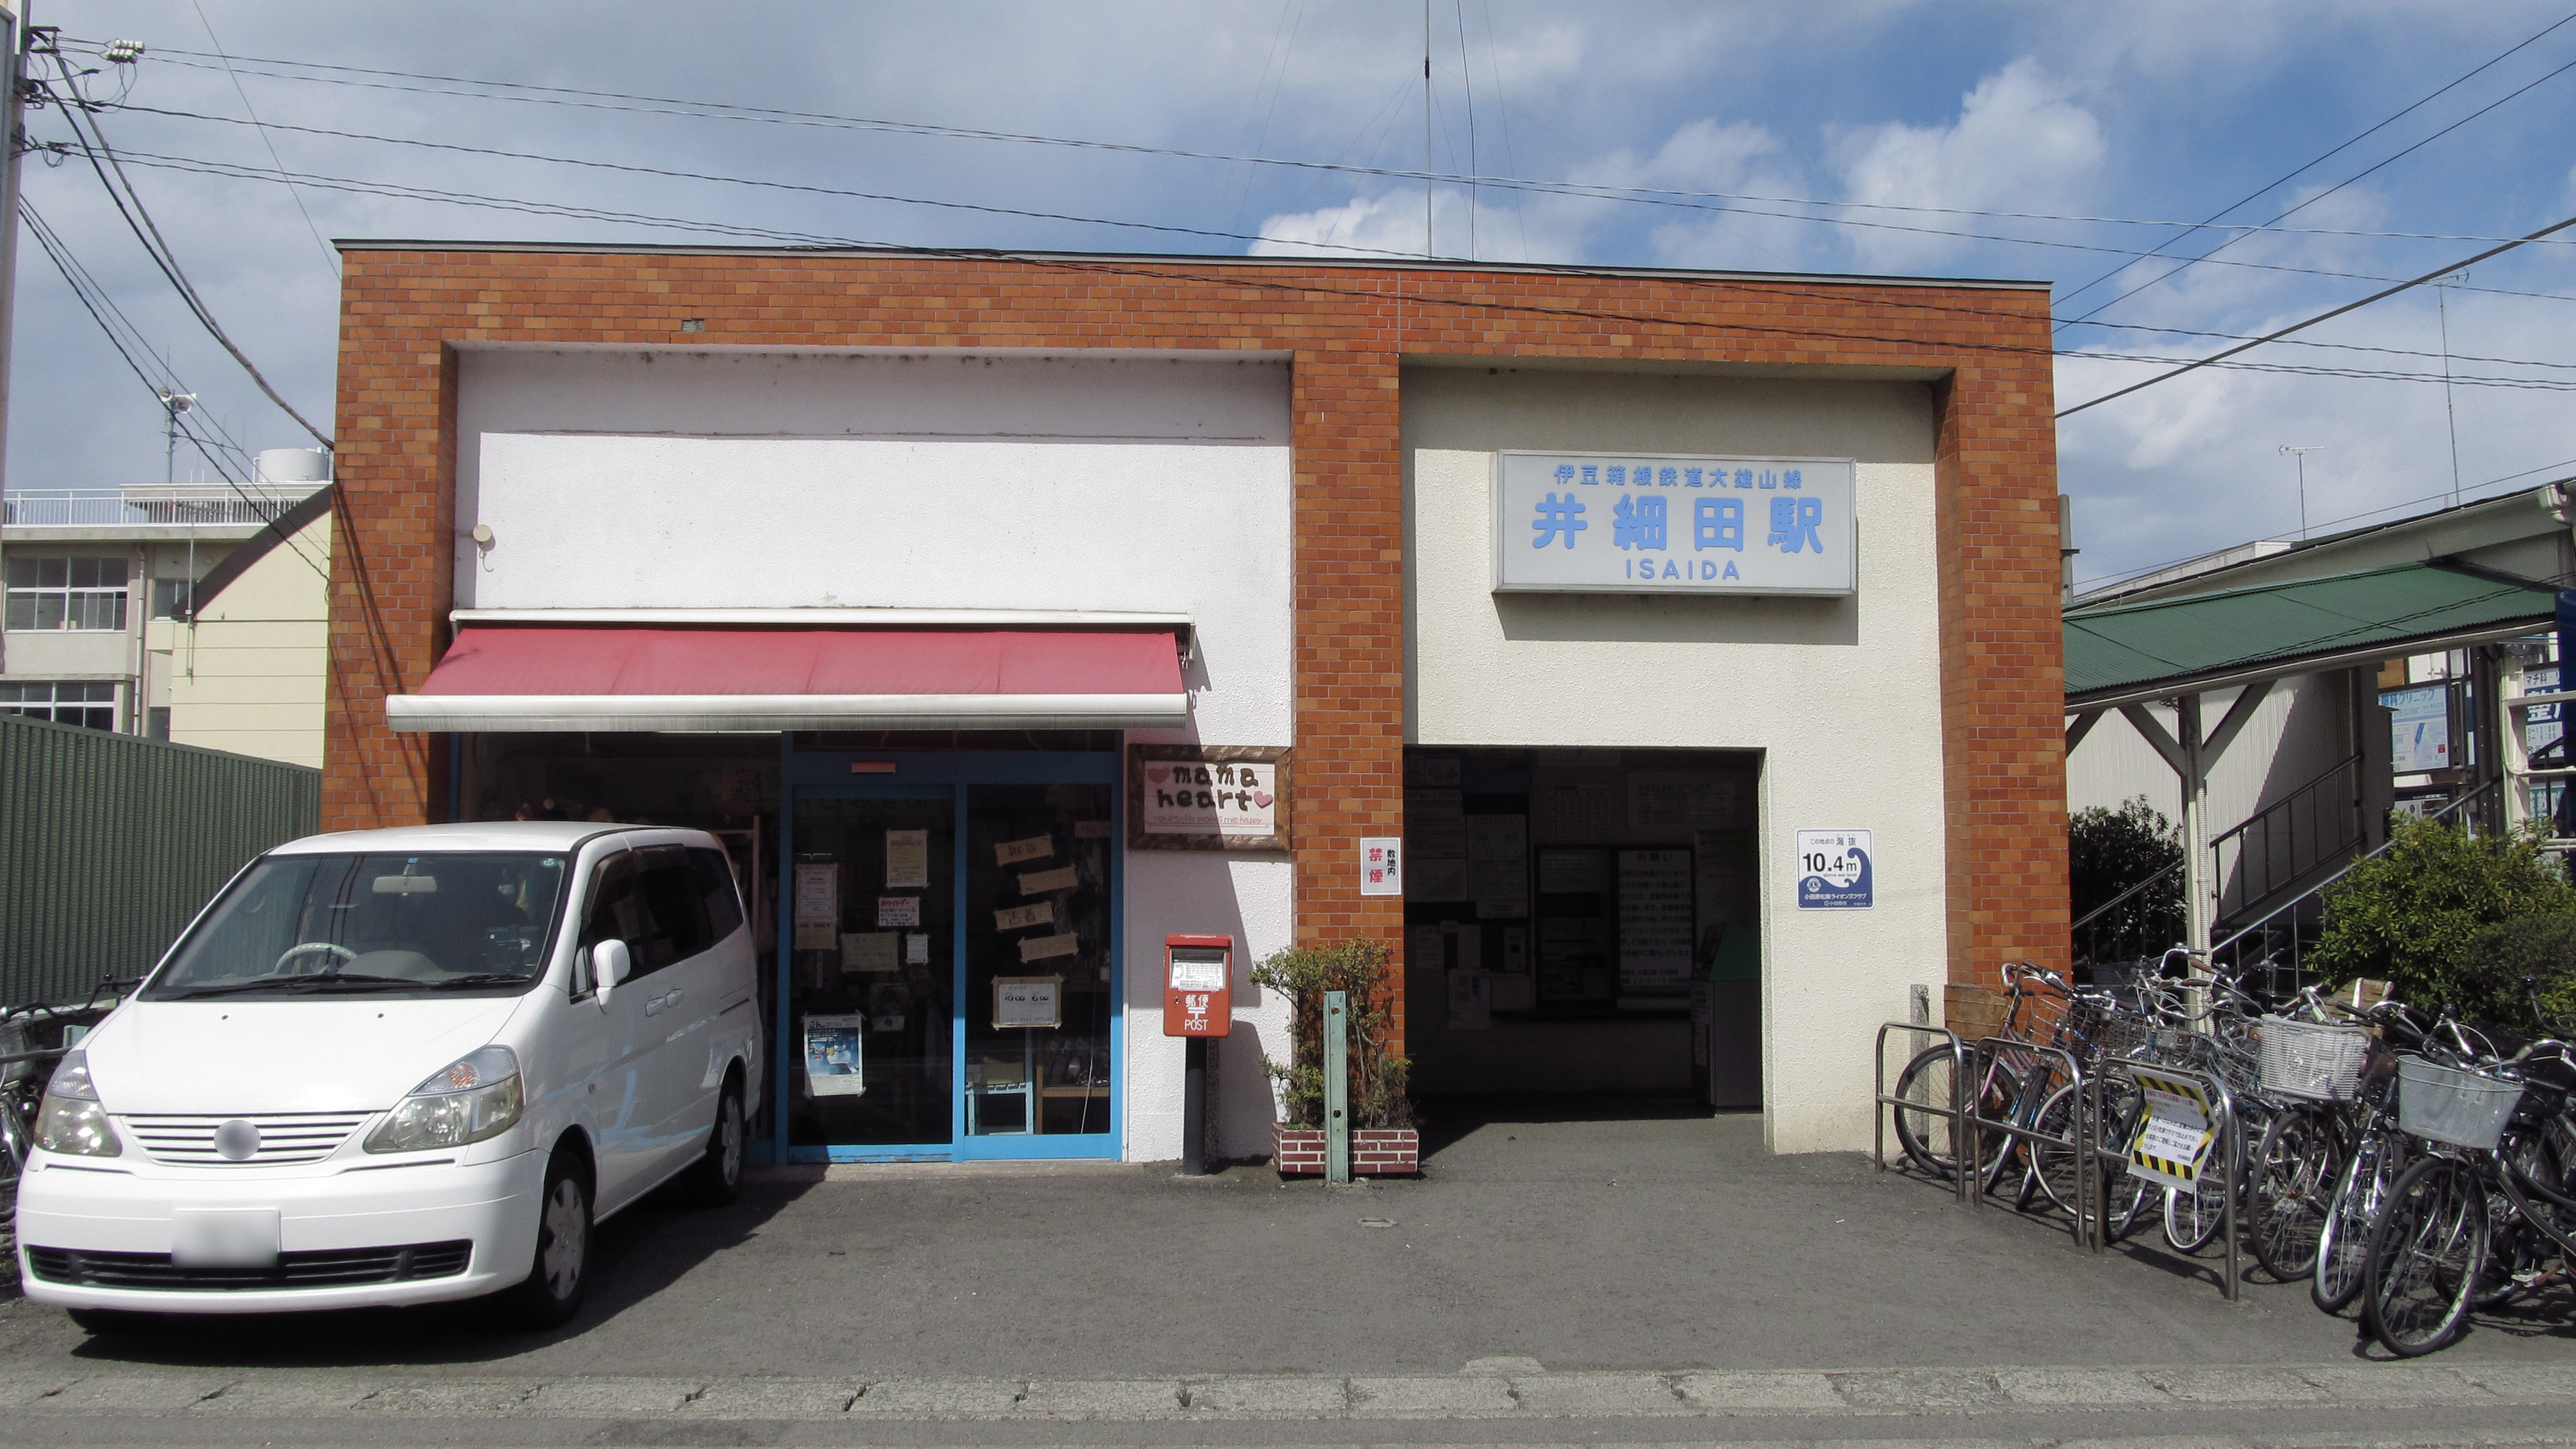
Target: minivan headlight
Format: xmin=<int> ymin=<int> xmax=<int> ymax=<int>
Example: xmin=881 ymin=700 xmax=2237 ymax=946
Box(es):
xmin=35 ymin=1049 xmax=120 ymax=1158
xmin=364 ymin=1045 xmax=523 ymax=1154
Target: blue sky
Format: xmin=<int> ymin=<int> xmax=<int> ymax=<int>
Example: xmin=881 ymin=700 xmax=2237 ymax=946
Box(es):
xmin=19 ymin=1 xmax=2576 ymax=589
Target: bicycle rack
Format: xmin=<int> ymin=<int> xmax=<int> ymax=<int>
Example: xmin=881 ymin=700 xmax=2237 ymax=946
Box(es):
xmin=2089 ymin=1057 xmax=2242 ymax=1301
xmin=1874 ymin=1022 xmax=1973 ymax=1208
xmin=1970 ymin=1036 xmax=2095 ymax=1251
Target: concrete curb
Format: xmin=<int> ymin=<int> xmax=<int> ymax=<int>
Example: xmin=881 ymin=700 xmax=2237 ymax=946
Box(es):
xmin=0 ymin=1360 xmax=2566 ymax=1422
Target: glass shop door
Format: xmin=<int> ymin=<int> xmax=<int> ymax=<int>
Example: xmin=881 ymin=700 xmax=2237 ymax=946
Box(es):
xmin=779 ymin=775 xmax=1120 ymax=1162
xmin=960 ymin=782 xmax=1117 ymax=1149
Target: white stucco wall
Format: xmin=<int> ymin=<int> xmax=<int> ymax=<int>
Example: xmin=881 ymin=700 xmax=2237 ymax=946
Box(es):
xmin=1403 ymin=364 xmax=1949 ymax=1154
xmin=453 ymin=348 xmax=1299 ymax=1162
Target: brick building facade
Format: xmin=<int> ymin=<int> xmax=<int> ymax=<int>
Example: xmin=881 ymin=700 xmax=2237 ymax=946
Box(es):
xmin=323 ymin=245 xmax=2064 ymax=1161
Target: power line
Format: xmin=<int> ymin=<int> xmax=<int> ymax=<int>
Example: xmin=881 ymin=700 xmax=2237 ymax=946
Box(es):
xmin=2063 ymin=42 xmax=2576 ymax=330
xmin=2051 ymin=7 xmax=2576 ymax=320
xmin=2058 ymin=210 xmax=2576 ymax=417
xmin=185 ymin=3 xmax=335 ymax=278
xmin=44 ymin=57 xmax=330 ymax=447
xmin=87 ymin=138 xmax=2576 ymax=392
xmin=23 ymin=202 xmax=243 ymax=480
xmin=65 ymin=146 xmax=2576 ymax=397
xmin=93 ymin=43 xmax=2576 ymax=266
xmin=19 ymin=199 xmax=252 ymax=466
xmin=21 ymin=202 xmax=332 ymax=582
xmin=102 ymin=100 xmax=2576 ymax=317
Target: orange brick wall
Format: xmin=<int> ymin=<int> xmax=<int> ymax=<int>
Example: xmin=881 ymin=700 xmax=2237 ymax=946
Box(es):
xmin=326 ymin=249 xmax=2069 ymax=1050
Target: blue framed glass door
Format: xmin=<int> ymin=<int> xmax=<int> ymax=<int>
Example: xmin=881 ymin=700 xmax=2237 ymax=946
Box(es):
xmin=771 ymin=751 xmax=1121 ymax=1163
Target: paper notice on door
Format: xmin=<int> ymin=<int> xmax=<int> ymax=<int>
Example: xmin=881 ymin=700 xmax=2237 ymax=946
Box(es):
xmin=876 ymin=896 xmax=920 ymax=928
xmin=996 ymin=835 xmax=1054 ymax=866
xmin=1018 ymin=865 xmax=1079 ymax=896
xmin=840 ymin=928 xmax=902 ymax=974
xmin=994 ymin=901 xmax=1054 ymax=932
xmin=1018 ymin=931 xmax=1081 ymax=963
xmin=994 ymin=976 xmax=1062 ymax=1029
xmin=885 ymin=829 xmax=930 ymax=889
xmin=793 ymin=863 xmax=838 ymax=938
xmin=905 ymin=933 xmax=929 ymax=964
xmin=840 ymin=932 xmax=899 ymax=975
xmin=803 ymin=1014 xmax=866 ymax=1097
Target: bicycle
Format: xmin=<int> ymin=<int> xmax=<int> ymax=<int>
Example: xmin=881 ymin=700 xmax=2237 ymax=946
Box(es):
xmin=2360 ymin=1030 xmax=2576 ymax=1356
xmin=1891 ymin=961 xmax=2097 ymax=1200
xmin=2311 ymin=999 xmax=2429 ymax=1315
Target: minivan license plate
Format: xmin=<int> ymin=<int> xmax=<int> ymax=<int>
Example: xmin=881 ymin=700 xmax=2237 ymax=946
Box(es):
xmin=170 ymin=1208 xmax=281 ymax=1268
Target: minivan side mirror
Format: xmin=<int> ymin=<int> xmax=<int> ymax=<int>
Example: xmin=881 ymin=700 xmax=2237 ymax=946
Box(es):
xmin=592 ymin=939 xmax=633 ymax=1007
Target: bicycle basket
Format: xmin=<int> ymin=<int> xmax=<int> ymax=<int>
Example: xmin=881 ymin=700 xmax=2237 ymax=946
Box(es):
xmin=2094 ymin=1009 xmax=2155 ymax=1061
xmin=2395 ymin=1056 xmax=2526 ymax=1151
xmin=2256 ymin=1016 xmax=2371 ymax=1103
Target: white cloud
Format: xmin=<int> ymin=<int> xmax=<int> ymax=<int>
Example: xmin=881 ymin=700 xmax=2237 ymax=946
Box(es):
xmin=2058 ymin=280 xmax=2576 ymax=585
xmin=1830 ymin=58 xmax=2105 ymax=271
xmin=1249 ymin=191 xmax=1446 ymax=260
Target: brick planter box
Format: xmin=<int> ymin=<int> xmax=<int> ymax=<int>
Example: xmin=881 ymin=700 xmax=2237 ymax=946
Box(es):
xmin=1273 ymin=1123 xmax=1419 ymax=1177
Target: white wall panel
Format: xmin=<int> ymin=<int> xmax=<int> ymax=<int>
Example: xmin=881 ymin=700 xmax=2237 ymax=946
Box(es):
xmin=455 ymin=348 xmax=1298 ymax=1161
xmin=1403 ymin=366 xmax=1947 ymax=1154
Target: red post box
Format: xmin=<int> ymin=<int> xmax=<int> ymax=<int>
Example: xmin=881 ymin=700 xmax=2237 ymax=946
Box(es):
xmin=1162 ymin=934 xmax=1233 ymax=1038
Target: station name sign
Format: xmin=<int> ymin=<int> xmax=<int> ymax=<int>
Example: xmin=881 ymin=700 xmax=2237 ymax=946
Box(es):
xmin=1492 ymin=451 xmax=1857 ymax=596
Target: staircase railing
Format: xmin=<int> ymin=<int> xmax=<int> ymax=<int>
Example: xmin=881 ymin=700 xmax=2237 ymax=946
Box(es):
xmin=2210 ymin=753 xmax=2363 ymax=926
xmin=2208 ymin=779 xmax=2498 ymax=993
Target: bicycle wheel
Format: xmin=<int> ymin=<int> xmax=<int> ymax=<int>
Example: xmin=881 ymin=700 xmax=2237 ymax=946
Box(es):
xmin=2363 ymin=1155 xmax=2488 ymax=1358
xmin=2026 ymin=1080 xmax=2149 ymax=1237
xmin=1891 ymin=1046 xmax=2016 ymax=1182
xmin=2098 ymin=1077 xmax=2153 ymax=1243
xmin=2160 ymin=1119 xmax=2235 ymax=1255
xmin=2248 ymin=1106 xmax=2337 ymax=1282
xmin=2315 ymin=1135 xmax=2398 ymax=1314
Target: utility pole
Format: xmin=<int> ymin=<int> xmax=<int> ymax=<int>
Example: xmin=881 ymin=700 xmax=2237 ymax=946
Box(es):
xmin=0 ymin=2 xmax=26 ymax=681
xmin=2280 ymin=445 xmax=2324 ymax=540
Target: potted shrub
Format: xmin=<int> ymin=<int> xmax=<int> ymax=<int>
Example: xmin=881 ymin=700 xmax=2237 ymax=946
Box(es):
xmin=1250 ymin=938 xmax=1416 ymax=1176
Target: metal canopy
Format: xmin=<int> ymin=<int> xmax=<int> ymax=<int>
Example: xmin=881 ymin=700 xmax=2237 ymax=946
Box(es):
xmin=2065 ymin=560 xmax=2560 ymax=711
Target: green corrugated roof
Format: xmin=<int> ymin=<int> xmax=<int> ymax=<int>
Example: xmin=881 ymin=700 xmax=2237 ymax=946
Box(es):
xmin=2065 ymin=560 xmax=2560 ymax=705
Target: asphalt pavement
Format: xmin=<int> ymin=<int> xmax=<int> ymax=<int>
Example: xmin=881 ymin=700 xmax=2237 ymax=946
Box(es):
xmin=0 ymin=1094 xmax=2568 ymax=1445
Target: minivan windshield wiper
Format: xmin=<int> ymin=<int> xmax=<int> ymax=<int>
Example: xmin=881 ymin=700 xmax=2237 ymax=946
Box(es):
xmin=421 ymin=972 xmax=538 ymax=991
xmin=167 ymin=974 xmax=426 ymax=1000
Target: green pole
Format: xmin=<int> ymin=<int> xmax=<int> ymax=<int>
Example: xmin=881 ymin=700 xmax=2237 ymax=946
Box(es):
xmin=1323 ymin=989 xmax=1350 ymax=1184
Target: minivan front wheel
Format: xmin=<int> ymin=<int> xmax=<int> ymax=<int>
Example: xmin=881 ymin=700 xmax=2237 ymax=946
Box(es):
xmin=681 ymin=1072 xmax=745 ymax=1208
xmin=499 ymin=1148 xmax=591 ymax=1331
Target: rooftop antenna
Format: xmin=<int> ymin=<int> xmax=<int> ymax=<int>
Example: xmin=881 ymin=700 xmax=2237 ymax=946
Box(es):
xmin=155 ymin=386 xmax=194 ymax=488
xmin=1423 ymin=0 xmax=1432 ymax=260
xmin=2280 ymin=444 xmax=2324 ymax=540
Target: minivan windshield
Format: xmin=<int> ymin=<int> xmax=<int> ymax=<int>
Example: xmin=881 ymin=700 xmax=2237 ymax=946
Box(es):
xmin=144 ymin=853 xmax=572 ymax=1001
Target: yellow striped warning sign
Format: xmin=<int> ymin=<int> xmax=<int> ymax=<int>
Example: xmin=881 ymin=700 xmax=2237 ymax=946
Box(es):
xmin=2124 ymin=1070 xmax=2216 ymax=1190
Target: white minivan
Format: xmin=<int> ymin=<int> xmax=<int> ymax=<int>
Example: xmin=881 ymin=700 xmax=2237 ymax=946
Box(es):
xmin=16 ymin=822 xmax=762 ymax=1330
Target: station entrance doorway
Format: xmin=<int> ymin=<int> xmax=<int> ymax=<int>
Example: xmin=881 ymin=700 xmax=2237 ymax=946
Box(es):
xmin=1402 ymin=747 xmax=1761 ymax=1111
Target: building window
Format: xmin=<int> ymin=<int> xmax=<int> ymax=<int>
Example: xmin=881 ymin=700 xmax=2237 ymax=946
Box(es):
xmin=5 ymin=556 xmax=129 ymax=630
xmin=149 ymin=577 xmax=196 ymax=620
xmin=0 ymin=681 xmax=118 ymax=730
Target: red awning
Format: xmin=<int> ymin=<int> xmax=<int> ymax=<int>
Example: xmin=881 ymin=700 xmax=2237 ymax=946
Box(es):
xmin=386 ymin=627 xmax=1187 ymax=732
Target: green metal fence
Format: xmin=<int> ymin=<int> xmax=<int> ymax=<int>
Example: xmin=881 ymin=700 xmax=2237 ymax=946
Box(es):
xmin=0 ymin=714 xmax=319 ymax=1007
